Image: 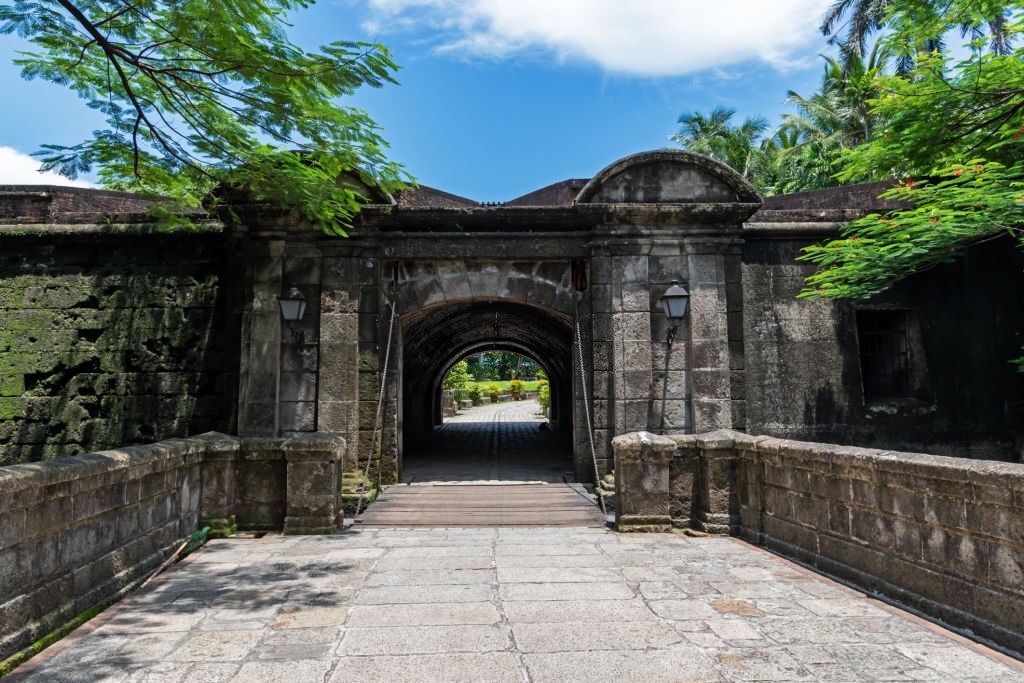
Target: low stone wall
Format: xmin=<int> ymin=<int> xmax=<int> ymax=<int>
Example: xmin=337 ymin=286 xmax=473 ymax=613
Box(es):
xmin=0 ymin=431 xmax=344 ymax=662
xmin=441 ymin=390 xmax=457 ymax=418
xmin=613 ymin=430 xmax=1024 ymax=655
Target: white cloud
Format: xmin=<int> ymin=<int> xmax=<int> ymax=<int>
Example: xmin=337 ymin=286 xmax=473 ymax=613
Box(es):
xmin=363 ymin=0 xmax=832 ymax=76
xmin=0 ymin=146 xmax=93 ymax=187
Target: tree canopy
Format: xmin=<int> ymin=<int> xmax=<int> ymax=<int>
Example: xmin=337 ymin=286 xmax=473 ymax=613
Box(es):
xmin=0 ymin=0 xmax=408 ymax=233
xmin=670 ymin=106 xmax=768 ymax=180
xmin=671 ymin=1 xmax=1022 ymax=366
xmin=798 ymin=0 xmax=1023 ymax=302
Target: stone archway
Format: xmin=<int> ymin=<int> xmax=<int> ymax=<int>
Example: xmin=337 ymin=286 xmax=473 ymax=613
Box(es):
xmin=389 ymin=258 xmax=588 ymax=482
xmin=237 ymin=149 xmax=760 ymax=492
xmin=401 ymin=301 xmax=573 ymax=434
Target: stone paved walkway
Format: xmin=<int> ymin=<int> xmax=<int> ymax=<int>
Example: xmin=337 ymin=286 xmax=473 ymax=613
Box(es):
xmin=14 ymin=528 xmax=1024 ymax=682
xmin=403 ymin=400 xmax=573 ymax=483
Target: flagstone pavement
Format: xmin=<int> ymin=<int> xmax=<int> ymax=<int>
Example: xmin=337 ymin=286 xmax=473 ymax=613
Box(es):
xmin=11 ymin=527 xmax=1024 ymax=682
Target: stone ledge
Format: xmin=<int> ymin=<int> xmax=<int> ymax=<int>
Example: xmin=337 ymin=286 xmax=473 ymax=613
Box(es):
xmin=612 ymin=429 xmax=1024 ymax=657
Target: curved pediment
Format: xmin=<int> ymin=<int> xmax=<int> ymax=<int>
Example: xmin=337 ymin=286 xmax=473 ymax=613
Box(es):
xmin=575 ymin=150 xmax=761 ymax=204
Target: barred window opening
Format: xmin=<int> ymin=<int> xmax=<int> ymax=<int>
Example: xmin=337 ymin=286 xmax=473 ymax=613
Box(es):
xmin=857 ymin=310 xmax=911 ymax=400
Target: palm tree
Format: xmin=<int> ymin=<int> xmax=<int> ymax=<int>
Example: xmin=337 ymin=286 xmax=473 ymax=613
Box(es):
xmin=819 ymin=0 xmax=1013 ymax=60
xmin=783 ymin=40 xmax=891 ymax=152
xmin=669 ymin=106 xmax=769 ymax=179
xmin=819 ymin=0 xmax=890 ymax=58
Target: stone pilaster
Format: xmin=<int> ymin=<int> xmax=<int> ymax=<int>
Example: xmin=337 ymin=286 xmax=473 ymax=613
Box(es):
xmin=237 ymin=240 xmax=285 ymax=436
xmin=196 ymin=432 xmax=240 ymax=538
xmin=278 ymin=243 xmax=322 ymax=435
xmin=317 ymin=251 xmax=362 ymax=467
xmin=687 ymin=252 xmax=733 ymax=432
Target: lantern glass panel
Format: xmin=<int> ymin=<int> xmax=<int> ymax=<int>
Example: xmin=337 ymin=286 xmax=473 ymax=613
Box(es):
xmin=664 ymin=296 xmax=688 ymax=319
xmin=279 ymin=288 xmax=307 ymax=321
xmin=660 ymin=283 xmax=690 ymax=320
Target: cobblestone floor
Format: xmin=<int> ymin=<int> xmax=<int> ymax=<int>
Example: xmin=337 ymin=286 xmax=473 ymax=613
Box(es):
xmin=14 ymin=528 xmax=1024 ymax=682
xmin=403 ymin=400 xmax=574 ymax=483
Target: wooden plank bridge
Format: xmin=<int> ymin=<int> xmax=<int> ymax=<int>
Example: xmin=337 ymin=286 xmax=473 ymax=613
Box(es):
xmin=355 ymin=482 xmax=605 ymax=528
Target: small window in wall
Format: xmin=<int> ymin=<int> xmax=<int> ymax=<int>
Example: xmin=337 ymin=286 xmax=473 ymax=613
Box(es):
xmin=856 ymin=310 xmax=911 ymax=400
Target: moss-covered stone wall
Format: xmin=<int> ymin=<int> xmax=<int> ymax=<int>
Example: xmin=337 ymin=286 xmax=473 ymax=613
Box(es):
xmin=0 ymin=233 xmax=236 ymax=465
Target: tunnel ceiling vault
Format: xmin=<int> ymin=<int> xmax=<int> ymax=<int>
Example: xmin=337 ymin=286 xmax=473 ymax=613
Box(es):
xmin=401 ymin=300 xmax=574 ymax=398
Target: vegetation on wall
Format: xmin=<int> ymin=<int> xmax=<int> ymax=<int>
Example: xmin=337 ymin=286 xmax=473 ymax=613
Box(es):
xmin=0 ymin=0 xmax=409 ymax=233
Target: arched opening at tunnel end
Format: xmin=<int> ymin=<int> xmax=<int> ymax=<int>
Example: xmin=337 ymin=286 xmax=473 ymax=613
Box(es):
xmin=398 ymin=300 xmax=577 ymax=483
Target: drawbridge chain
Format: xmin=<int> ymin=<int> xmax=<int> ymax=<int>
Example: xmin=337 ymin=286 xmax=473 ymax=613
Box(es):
xmin=573 ymin=292 xmax=607 ymax=520
xmin=354 ymin=293 xmax=398 ymax=519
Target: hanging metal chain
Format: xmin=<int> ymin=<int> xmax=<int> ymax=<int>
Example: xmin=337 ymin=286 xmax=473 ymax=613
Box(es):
xmin=354 ymin=295 xmax=397 ymax=519
xmin=573 ymin=292 xmax=607 ymax=520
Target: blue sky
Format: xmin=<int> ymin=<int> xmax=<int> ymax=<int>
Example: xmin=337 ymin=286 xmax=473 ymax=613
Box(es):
xmin=0 ymin=0 xmax=836 ymax=201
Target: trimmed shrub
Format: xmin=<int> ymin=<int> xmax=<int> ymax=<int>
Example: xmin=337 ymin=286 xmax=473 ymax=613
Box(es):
xmin=538 ymin=384 xmax=551 ymax=410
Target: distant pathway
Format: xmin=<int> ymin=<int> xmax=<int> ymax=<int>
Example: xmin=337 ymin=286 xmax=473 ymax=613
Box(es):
xmin=12 ymin=528 xmax=1023 ymax=682
xmin=402 ymin=399 xmax=572 ymax=483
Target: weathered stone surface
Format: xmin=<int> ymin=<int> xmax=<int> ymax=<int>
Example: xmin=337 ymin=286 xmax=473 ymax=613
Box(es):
xmin=339 ymin=624 xmax=511 ymax=656
xmin=14 ymin=527 xmax=1023 ymax=682
xmin=0 ymin=431 xmax=356 ymax=662
xmin=615 ymin=429 xmax=1024 ymax=655
xmin=613 ymin=431 xmax=675 ymax=532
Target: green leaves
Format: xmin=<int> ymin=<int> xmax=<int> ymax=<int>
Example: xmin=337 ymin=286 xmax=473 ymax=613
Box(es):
xmin=799 ymin=2 xmax=1024 ymax=368
xmin=0 ymin=0 xmax=410 ymax=232
xmin=801 ymin=3 xmax=1024 ymax=300
xmin=801 ymin=160 xmax=1024 ymax=299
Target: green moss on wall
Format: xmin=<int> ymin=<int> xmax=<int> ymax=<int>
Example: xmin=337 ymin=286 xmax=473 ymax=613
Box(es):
xmin=0 ymin=235 xmax=233 ymax=465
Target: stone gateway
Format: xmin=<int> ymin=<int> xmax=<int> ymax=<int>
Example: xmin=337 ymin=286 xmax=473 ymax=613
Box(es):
xmin=1 ymin=149 xmax=1021 ymax=475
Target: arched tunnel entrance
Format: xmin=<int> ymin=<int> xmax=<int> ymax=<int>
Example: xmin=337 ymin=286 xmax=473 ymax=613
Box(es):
xmin=399 ymin=300 xmax=576 ymax=482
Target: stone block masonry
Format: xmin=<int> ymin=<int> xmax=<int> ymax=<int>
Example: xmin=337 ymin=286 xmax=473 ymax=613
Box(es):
xmin=614 ymin=430 xmax=1024 ymax=656
xmin=0 ymin=431 xmax=344 ymax=663
xmin=0 ymin=230 xmax=236 ymax=465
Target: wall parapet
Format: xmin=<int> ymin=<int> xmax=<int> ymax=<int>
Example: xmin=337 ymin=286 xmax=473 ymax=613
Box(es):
xmin=613 ymin=430 xmax=1024 ymax=656
xmin=0 ymin=431 xmax=344 ymax=663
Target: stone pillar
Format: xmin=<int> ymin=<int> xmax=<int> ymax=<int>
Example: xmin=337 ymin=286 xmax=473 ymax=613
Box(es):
xmin=694 ymin=430 xmax=740 ymax=535
xmin=613 ymin=431 xmax=676 ymax=532
xmin=196 ymin=432 xmax=240 ymax=538
xmin=282 ymin=433 xmax=345 ymax=534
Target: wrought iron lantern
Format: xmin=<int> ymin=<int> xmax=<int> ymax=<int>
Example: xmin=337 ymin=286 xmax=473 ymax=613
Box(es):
xmin=278 ymin=286 xmax=307 ymax=344
xmin=659 ymin=281 xmax=690 ymax=346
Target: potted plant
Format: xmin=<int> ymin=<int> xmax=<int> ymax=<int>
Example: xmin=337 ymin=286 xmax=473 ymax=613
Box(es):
xmin=509 ymin=379 xmax=524 ymax=400
xmin=467 ymin=384 xmax=483 ymax=406
xmin=485 ymin=383 xmax=501 ymax=403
